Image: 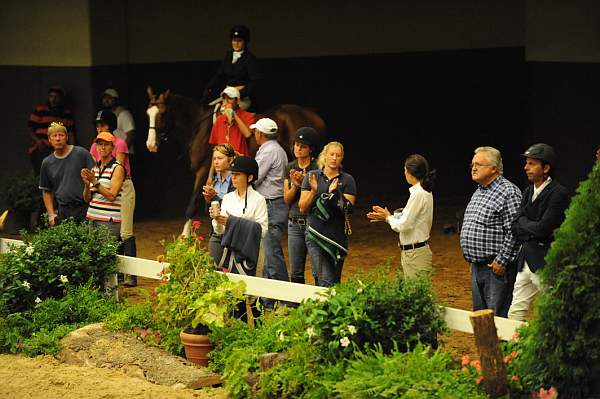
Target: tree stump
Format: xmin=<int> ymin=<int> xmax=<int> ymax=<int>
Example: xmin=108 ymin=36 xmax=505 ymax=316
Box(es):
xmin=469 ymin=309 xmax=509 ymax=398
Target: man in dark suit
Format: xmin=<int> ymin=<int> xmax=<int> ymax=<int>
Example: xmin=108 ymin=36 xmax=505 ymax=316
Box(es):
xmin=508 ymin=143 xmax=570 ymax=321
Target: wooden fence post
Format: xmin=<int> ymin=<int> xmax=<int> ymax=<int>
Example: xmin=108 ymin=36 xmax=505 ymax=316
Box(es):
xmin=469 ymin=309 xmax=509 ymax=398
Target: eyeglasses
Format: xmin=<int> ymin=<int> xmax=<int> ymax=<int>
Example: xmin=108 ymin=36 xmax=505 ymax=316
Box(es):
xmin=470 ymin=163 xmax=492 ymax=169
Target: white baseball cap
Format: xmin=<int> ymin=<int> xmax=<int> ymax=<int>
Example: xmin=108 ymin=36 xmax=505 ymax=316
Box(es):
xmin=221 ymin=86 xmax=240 ymax=99
xmin=250 ymin=118 xmax=278 ymax=135
xmin=103 ymin=88 xmax=119 ymax=98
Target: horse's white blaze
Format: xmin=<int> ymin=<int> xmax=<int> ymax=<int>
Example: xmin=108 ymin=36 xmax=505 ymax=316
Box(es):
xmin=146 ymin=105 xmax=159 ymax=152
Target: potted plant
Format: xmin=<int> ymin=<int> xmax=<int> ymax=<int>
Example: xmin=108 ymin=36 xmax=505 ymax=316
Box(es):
xmin=0 ymin=173 xmax=42 ymax=232
xmin=154 ymin=221 xmax=246 ymax=366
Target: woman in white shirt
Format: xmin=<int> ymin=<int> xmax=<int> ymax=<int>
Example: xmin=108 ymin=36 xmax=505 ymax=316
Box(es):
xmin=210 ymin=156 xmax=268 ymax=270
xmin=367 ymin=154 xmax=436 ymax=278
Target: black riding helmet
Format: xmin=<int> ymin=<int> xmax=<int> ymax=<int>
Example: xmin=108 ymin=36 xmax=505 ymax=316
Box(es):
xmin=521 ymin=143 xmax=557 ymax=167
xmin=95 ymin=109 xmax=118 ymax=133
xmin=230 ymin=25 xmax=250 ymax=42
xmin=294 ymin=127 xmax=321 ymax=155
xmin=229 ymin=156 xmax=258 ymax=182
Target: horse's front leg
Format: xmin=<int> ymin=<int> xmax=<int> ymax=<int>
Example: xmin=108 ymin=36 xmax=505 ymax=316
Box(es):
xmin=181 ymin=164 xmax=211 ymax=237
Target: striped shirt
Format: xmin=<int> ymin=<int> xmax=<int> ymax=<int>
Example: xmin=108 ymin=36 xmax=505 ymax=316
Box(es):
xmin=28 ymin=104 xmax=76 ymax=153
xmin=86 ymin=159 xmax=122 ymax=223
xmin=460 ymin=175 xmax=522 ymax=266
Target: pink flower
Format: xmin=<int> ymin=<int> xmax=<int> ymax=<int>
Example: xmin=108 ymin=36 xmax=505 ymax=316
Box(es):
xmin=461 ymin=354 xmax=470 ymax=367
xmin=511 ymin=331 xmax=520 ymax=341
xmin=470 ymin=359 xmax=481 ymax=372
xmin=192 ymin=220 xmax=201 ymax=228
xmin=475 ymin=376 xmax=484 ymax=385
xmin=504 ymin=355 xmax=511 ymax=364
xmin=534 ymin=387 xmax=558 ymax=399
xmin=197 ymin=235 xmax=205 ymax=241
xmin=149 ymin=290 xmax=157 ymax=298
xmin=511 ymin=351 xmax=519 ymax=359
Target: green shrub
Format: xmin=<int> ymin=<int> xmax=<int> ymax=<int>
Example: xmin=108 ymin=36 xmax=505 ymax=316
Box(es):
xmin=515 ymin=163 xmax=600 ymax=398
xmin=211 ymin=271 xmax=448 ymax=398
xmin=335 ymin=344 xmax=488 ymax=399
xmin=299 ymin=274 xmax=447 ymax=362
xmin=0 ymin=283 xmax=119 ymax=356
xmin=0 ymin=173 xmax=41 ymax=213
xmin=0 ymin=220 xmax=119 ymax=315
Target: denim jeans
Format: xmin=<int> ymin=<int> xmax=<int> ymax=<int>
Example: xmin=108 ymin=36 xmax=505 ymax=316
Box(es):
xmin=470 ymin=262 xmax=509 ymax=317
xmin=208 ymin=233 xmax=224 ymax=268
xmin=288 ymin=219 xmax=313 ymax=284
xmin=262 ymin=198 xmax=289 ymax=282
xmin=306 ymin=235 xmax=343 ymax=287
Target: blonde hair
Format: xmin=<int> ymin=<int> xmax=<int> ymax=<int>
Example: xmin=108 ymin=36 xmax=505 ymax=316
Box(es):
xmin=213 ymin=143 xmax=235 ymax=158
xmin=47 ymin=121 xmax=67 ymax=136
xmin=474 ymin=146 xmax=503 ymax=174
xmin=317 ymin=141 xmax=344 ymax=169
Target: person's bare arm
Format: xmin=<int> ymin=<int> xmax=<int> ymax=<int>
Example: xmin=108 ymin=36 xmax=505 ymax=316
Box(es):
xmin=42 ymin=191 xmax=57 ymax=226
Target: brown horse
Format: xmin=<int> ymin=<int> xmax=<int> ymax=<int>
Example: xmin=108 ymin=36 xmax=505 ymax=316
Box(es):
xmin=145 ymin=87 xmax=326 ymax=234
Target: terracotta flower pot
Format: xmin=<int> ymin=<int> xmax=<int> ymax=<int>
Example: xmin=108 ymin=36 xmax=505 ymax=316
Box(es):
xmin=180 ymin=330 xmax=213 ymax=366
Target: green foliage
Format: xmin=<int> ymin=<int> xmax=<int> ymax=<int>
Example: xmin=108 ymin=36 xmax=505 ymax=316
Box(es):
xmin=0 ymin=283 xmax=119 ymax=356
xmin=0 ymin=220 xmax=119 ymax=315
xmin=299 ymin=274 xmax=447 ymax=363
xmin=335 ymin=344 xmax=488 ymax=399
xmin=103 ymin=293 xmax=155 ymax=332
xmin=0 ymin=173 xmax=41 ymax=213
xmin=210 ymin=271 xmax=449 ymax=398
xmin=516 ymin=163 xmax=600 ymax=398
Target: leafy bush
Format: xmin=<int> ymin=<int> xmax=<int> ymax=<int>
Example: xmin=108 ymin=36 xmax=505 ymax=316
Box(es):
xmin=334 ymin=344 xmax=488 ymax=399
xmin=210 ymin=272 xmax=448 ymax=398
xmin=299 ymin=274 xmax=447 ymax=362
xmin=0 ymin=220 xmax=119 ymax=315
xmin=0 ymin=282 xmax=119 ymax=356
xmin=154 ymin=235 xmax=245 ymax=354
xmin=514 ymin=163 xmax=600 ymax=398
xmin=0 ymin=173 xmax=41 ymax=213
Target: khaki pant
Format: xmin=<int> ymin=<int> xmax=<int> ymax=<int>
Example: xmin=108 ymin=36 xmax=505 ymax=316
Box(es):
xmin=400 ymin=244 xmax=432 ymax=278
xmin=120 ymin=179 xmax=136 ymax=240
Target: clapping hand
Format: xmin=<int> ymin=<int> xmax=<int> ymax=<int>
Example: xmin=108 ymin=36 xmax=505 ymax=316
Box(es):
xmin=289 ymin=168 xmax=305 ymax=187
xmin=202 ymin=184 xmax=216 ymax=203
xmin=367 ymin=205 xmax=391 ymax=222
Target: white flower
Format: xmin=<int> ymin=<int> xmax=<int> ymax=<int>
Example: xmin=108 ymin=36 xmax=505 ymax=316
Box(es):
xmin=278 ymin=331 xmax=285 ymax=341
xmin=35 ymin=297 xmax=42 ymax=304
xmin=21 ymin=281 xmax=30 ymax=289
xmin=347 ymin=325 xmax=357 ymax=335
xmin=306 ymin=326 xmax=315 ymax=338
xmin=356 ymin=287 xmax=363 ymax=293
xmin=59 ymin=275 xmax=69 ymax=284
xmin=329 ymin=288 xmax=337 ymax=297
xmin=25 ymin=245 xmax=34 ymax=256
xmin=340 ymin=336 xmax=350 ymax=347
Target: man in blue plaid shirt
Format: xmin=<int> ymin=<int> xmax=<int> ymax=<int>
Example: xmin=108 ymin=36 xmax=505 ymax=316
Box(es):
xmin=460 ymin=146 xmax=522 ymax=317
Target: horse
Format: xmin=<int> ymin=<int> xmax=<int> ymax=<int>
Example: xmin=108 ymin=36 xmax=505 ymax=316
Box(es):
xmin=145 ymin=87 xmax=326 ymax=235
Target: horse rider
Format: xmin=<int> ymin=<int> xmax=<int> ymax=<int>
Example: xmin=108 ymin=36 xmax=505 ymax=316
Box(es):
xmin=203 ymin=24 xmax=260 ymax=111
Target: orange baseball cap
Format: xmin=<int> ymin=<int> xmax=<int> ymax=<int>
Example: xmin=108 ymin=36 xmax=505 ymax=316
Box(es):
xmin=94 ymin=132 xmax=115 ymax=143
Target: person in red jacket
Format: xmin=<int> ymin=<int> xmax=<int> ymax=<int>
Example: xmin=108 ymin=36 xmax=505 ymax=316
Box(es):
xmin=208 ymin=86 xmax=255 ymax=156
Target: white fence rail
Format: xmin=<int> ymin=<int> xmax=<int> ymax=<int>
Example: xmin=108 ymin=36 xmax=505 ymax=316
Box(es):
xmin=0 ymin=237 xmax=524 ymax=340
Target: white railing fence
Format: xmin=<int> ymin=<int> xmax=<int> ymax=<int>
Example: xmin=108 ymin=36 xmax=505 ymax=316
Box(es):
xmin=0 ymin=237 xmax=524 ymax=340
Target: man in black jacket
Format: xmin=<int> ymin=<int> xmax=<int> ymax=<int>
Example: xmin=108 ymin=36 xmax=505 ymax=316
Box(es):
xmin=204 ymin=25 xmax=260 ymax=110
xmin=507 ymin=143 xmax=570 ymax=321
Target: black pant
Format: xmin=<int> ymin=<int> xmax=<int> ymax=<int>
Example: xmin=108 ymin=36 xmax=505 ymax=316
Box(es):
xmin=57 ymin=203 xmax=88 ymax=224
